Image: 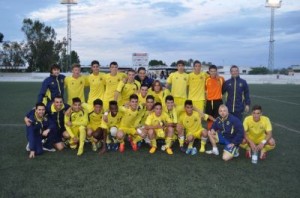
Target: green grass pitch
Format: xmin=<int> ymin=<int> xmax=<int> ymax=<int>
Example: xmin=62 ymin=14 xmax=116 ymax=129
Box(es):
xmin=0 ymin=82 xmax=299 ymax=197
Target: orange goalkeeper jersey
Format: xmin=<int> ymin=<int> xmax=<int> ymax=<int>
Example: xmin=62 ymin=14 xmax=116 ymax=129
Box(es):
xmin=205 ymin=76 xmax=225 ymax=100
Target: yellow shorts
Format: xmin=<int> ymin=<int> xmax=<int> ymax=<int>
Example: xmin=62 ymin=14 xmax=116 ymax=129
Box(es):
xmin=186 ymin=130 xmax=202 ymax=140
xmin=155 ymin=129 xmax=166 ymax=139
xmin=249 ymin=136 xmax=265 ymax=145
xmin=119 ymin=127 xmax=136 ymax=136
xmin=87 ymin=124 xmax=101 ymax=131
xmin=192 ymin=100 xmax=205 ymax=112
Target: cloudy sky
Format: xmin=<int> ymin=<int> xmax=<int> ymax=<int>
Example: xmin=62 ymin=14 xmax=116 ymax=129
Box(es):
xmin=1 ymin=0 xmax=299 ymax=68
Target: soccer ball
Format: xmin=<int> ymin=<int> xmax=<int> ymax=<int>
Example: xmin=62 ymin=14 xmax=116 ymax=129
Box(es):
xmin=110 ymin=127 xmax=118 ymax=137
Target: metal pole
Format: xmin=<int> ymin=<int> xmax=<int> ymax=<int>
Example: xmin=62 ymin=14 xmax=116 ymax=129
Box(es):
xmin=67 ymin=4 xmax=71 ymax=71
xmin=268 ymin=7 xmax=275 ymax=72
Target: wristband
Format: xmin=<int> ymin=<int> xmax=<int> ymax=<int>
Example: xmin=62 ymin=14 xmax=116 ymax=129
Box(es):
xmin=261 ymin=140 xmax=267 ymax=144
xmin=104 ymin=112 xmax=108 ymax=116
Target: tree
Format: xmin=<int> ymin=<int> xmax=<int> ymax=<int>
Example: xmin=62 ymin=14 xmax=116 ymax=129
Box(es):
xmin=1 ymin=41 xmax=26 ymax=70
xmin=248 ymin=67 xmax=270 ymax=74
xmin=149 ymin=59 xmax=166 ymax=67
xmin=21 ymin=18 xmax=64 ymax=72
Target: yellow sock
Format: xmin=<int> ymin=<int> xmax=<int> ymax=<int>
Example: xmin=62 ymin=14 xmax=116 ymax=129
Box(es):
xmin=79 ymin=126 xmax=86 ymax=149
xmin=188 ymin=141 xmax=193 ymax=149
xmin=133 ymin=134 xmax=143 ymax=144
xmin=200 ymin=138 xmax=207 ymax=152
xmin=165 ymin=137 xmax=172 ymax=148
xmin=179 ymin=136 xmax=184 ymax=147
xmin=240 ymin=143 xmax=250 ymax=150
xmin=150 ymin=139 xmax=157 ymax=148
xmin=262 ymin=144 xmax=275 ymax=152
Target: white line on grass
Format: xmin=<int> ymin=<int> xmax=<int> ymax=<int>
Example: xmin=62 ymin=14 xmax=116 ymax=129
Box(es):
xmin=251 ymin=95 xmax=300 ymax=105
xmin=272 ymin=122 xmax=300 ymax=135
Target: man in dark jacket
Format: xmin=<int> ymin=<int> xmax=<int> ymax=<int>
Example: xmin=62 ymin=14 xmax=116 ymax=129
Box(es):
xmin=134 ymin=67 xmax=153 ymax=88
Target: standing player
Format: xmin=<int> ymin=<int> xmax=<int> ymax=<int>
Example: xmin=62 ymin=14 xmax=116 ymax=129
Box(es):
xmin=178 ymin=100 xmax=211 ymax=155
xmin=114 ymin=69 xmax=141 ymax=106
xmin=24 ymin=103 xmax=55 ymax=159
xmin=135 ymin=67 xmax=154 ymax=88
xmin=145 ymin=102 xmax=174 ymax=154
xmin=187 ymin=60 xmax=209 ymax=111
xmin=115 ymin=94 xmax=144 ymax=152
xmin=222 ymin=65 xmax=250 ymax=121
xmin=64 ymin=63 xmax=87 ymax=105
xmin=37 ymin=64 xmax=65 ymax=105
xmin=86 ymin=99 xmax=106 ymax=154
xmin=165 ymin=60 xmax=188 ymax=106
xmin=102 ymin=61 xmax=125 ymax=110
xmin=206 ymin=105 xmax=244 ymax=161
xmin=64 ymin=97 xmax=88 ymax=156
xmin=86 ymin=60 xmax=106 ymax=107
xmin=240 ymin=105 xmax=276 ymax=160
xmin=205 ymin=65 xmax=225 ymax=129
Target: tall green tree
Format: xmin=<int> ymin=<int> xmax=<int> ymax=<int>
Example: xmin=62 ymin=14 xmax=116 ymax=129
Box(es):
xmin=1 ymin=41 xmax=26 ymax=69
xmin=21 ymin=18 xmax=64 ymax=72
xmin=149 ymin=59 xmax=166 ymax=67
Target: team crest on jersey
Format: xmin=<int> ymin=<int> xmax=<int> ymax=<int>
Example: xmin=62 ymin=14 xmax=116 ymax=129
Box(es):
xmin=80 ymin=81 xmax=83 ymax=84
xmin=184 ymin=77 xmax=187 ymax=81
xmin=194 ymin=118 xmax=198 ymax=122
xmin=61 ymin=79 xmax=64 ymax=83
xmin=51 ymin=82 xmax=54 ymax=85
xmin=226 ymin=121 xmax=230 ymax=125
xmin=118 ymin=78 xmax=121 ymax=82
xmin=239 ymin=83 xmax=243 ymax=87
xmin=229 ymin=83 xmax=231 ymax=86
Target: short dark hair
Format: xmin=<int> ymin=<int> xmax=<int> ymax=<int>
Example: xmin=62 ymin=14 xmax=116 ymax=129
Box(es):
xmin=193 ymin=60 xmax=201 ymax=66
xmin=184 ymin=100 xmax=193 ymax=106
xmin=91 ymin=60 xmax=100 ymax=66
xmin=127 ymin=69 xmax=136 ymax=74
xmin=146 ymin=95 xmax=154 ymax=101
xmin=35 ymin=102 xmax=46 ymax=109
xmin=137 ymin=67 xmax=146 ymax=73
xmin=177 ymin=60 xmax=185 ymax=66
xmin=209 ymin=65 xmax=217 ymax=70
xmin=93 ymin=99 xmax=103 ymax=106
xmin=129 ymin=94 xmax=138 ymax=100
xmin=50 ymin=64 xmax=60 ymax=74
xmin=252 ymin=105 xmax=262 ymax=111
xmin=110 ymin=61 xmax=118 ymax=67
xmin=154 ymin=102 xmax=162 ymax=108
xmin=72 ymin=97 xmax=81 ymax=104
xmin=109 ymin=100 xmax=118 ymax=107
xmin=230 ymin=65 xmax=239 ymax=71
xmin=72 ymin=63 xmax=81 ymax=69
xmin=165 ymin=95 xmax=174 ymax=102
xmin=54 ymin=95 xmax=63 ymax=100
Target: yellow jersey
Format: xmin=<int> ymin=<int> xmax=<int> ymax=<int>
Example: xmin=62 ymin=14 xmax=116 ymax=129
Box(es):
xmin=101 ymin=111 xmax=123 ymax=129
xmin=86 ymin=72 xmax=106 ymax=105
xmin=119 ymin=106 xmax=142 ymax=128
xmin=64 ymin=109 xmax=88 ymax=138
xmin=145 ymin=112 xmax=172 ymax=127
xmin=116 ymin=80 xmax=141 ymax=105
xmin=64 ymin=75 xmax=87 ymax=105
xmin=179 ymin=111 xmax=208 ymax=134
xmin=148 ymin=89 xmax=170 ymax=105
xmin=103 ymin=73 xmax=125 ymax=102
xmin=188 ymin=71 xmax=208 ymax=101
xmin=243 ymin=115 xmax=272 ymax=142
xmin=166 ymin=71 xmax=188 ymax=98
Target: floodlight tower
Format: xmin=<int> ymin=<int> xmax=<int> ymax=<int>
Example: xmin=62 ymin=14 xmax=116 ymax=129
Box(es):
xmin=61 ymin=0 xmax=77 ymax=71
xmin=265 ymin=0 xmax=282 ymax=72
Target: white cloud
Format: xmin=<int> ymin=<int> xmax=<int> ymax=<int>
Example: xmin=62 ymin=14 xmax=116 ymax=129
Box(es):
xmin=24 ymin=0 xmax=300 ymax=67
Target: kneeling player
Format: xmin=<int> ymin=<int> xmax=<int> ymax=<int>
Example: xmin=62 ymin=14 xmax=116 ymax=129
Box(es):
xmin=24 ymin=103 xmax=55 ymax=159
xmin=64 ymin=97 xmax=88 ymax=156
xmin=178 ymin=100 xmax=210 ymax=155
xmin=240 ymin=105 xmax=276 ymax=160
xmin=145 ymin=102 xmax=174 ymax=155
xmin=206 ymin=105 xmax=244 ymax=161
xmin=86 ymin=99 xmax=107 ymax=154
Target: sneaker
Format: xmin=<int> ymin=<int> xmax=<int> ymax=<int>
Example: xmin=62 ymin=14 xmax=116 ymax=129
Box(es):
xmin=106 ymin=144 xmax=112 ymax=151
xmin=260 ymin=152 xmax=267 ymax=160
xmin=92 ymin=142 xmax=97 ymax=152
xmin=199 ymin=146 xmax=205 ymax=153
xmin=77 ymin=147 xmax=84 ymax=156
xmin=186 ymin=148 xmax=193 ymax=155
xmin=191 ymin=147 xmax=197 ymax=155
xmin=131 ymin=143 xmax=138 ymax=151
xmin=166 ymin=148 xmax=173 ymax=155
xmin=26 ymin=143 xmax=30 ymax=151
xmin=119 ymin=143 xmax=125 ymax=153
xmin=43 ymin=147 xmax=56 ymax=152
xmin=161 ymin=145 xmax=166 ymax=151
xmin=149 ymin=147 xmax=157 ymax=154
xmin=137 ymin=141 xmax=142 ymax=148
xmin=180 ymin=146 xmax=186 ymax=153
xmin=233 ymin=148 xmax=239 ymax=157
xmin=206 ymin=149 xmax=219 ymax=155
xmin=245 ymin=150 xmax=251 ymax=159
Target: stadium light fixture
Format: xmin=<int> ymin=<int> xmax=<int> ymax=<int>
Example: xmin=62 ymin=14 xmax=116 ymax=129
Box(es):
xmin=61 ymin=0 xmax=77 ymax=72
xmin=265 ymin=0 xmax=282 ymax=72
